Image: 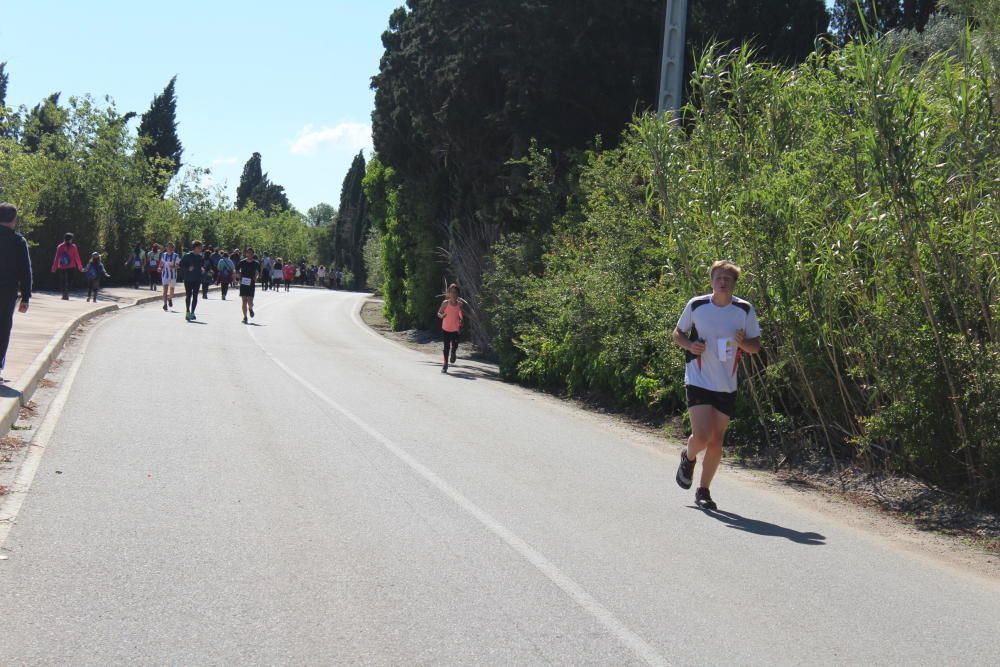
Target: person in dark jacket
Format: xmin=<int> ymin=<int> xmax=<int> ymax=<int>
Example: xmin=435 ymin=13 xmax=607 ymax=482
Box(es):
xmin=0 ymin=203 xmax=33 ymax=383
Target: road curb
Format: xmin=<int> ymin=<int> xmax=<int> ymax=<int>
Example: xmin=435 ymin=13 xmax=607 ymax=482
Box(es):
xmin=0 ymin=285 xmax=219 ymax=437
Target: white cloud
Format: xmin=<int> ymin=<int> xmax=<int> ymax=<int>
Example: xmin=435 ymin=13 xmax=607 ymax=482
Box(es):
xmin=290 ymin=122 xmax=372 ymax=156
xmin=211 ymin=156 xmax=239 ymax=166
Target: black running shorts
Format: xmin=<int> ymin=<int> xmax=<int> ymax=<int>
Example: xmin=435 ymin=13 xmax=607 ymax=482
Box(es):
xmin=685 ymin=384 xmax=737 ymax=418
xmin=239 ymin=284 xmax=255 ymax=298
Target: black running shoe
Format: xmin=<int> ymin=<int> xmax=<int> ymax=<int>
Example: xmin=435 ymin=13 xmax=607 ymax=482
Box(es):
xmin=694 ymin=487 xmax=717 ymax=510
xmin=450 ymin=350 xmax=457 ymax=364
xmin=168 ymin=298 xmax=173 ymax=307
xmin=441 ymin=363 xmax=448 ymax=373
xmin=676 ymin=448 xmax=695 ymax=490
xmin=249 ymin=308 xmax=255 ymax=318
xmin=163 ymin=303 xmax=168 ymax=311
xmin=242 ymin=316 xmax=248 ymax=324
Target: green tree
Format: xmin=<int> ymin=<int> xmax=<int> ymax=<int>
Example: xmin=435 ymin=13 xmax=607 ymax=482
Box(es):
xmin=236 ymin=151 xmax=290 ymax=213
xmin=21 ymin=93 xmax=67 ymax=154
xmin=306 ymin=202 xmax=336 ymax=226
xmin=331 ymin=151 xmax=370 ymax=287
xmin=832 ymin=0 xmax=939 ymax=40
xmin=137 ymin=76 xmax=183 ymax=195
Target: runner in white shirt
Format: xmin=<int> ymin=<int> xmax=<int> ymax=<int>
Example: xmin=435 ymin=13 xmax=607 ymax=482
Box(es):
xmin=671 ymin=260 xmax=761 ymax=510
xmin=159 ymin=242 xmax=180 ymax=312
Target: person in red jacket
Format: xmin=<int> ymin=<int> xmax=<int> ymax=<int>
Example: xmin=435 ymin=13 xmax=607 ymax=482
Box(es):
xmin=51 ymin=233 xmax=84 ymax=300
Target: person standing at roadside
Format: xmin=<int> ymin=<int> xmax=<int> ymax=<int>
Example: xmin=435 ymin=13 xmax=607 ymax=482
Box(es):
xmin=179 ymin=241 xmax=206 ymax=322
xmin=282 ymin=261 xmax=294 ymax=292
xmin=51 ymin=232 xmax=84 ymax=300
xmin=159 ymin=242 xmax=180 ymax=311
xmin=146 ymin=243 xmax=162 ymax=290
xmin=271 ymin=258 xmax=284 ymax=292
xmin=236 ymin=247 xmax=261 ymax=324
xmin=0 ymin=203 xmax=32 ymax=383
xmin=672 ymin=260 xmax=761 ymax=511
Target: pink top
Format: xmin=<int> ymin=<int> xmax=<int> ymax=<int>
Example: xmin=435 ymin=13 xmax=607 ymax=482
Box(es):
xmin=441 ymin=301 xmax=463 ymax=333
xmin=51 ymin=242 xmax=83 ymax=272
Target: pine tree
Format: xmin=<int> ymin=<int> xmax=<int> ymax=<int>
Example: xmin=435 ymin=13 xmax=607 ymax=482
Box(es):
xmin=137 ymin=76 xmax=183 ymax=195
xmin=236 ymin=152 xmax=264 ymax=210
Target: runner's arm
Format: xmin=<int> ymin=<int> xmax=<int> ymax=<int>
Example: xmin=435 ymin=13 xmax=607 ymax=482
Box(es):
xmin=734 ymin=329 xmax=760 ymax=354
xmin=672 ymin=327 xmax=705 ymax=354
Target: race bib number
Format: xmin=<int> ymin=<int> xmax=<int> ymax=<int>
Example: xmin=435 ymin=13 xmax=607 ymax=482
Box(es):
xmin=149 ymin=261 xmax=158 ymax=269
xmin=240 ymin=277 xmax=252 ymax=286
xmin=133 ymin=259 xmax=142 ymax=268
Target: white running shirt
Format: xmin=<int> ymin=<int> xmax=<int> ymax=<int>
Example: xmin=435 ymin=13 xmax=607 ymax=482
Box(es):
xmin=159 ymin=252 xmax=180 ymax=283
xmin=676 ymin=294 xmax=760 ymax=394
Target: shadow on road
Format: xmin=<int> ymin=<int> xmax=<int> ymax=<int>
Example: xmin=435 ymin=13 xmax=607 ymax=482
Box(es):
xmin=690 ymin=507 xmax=827 ymax=545
xmin=0 ymin=384 xmax=21 ymax=399
xmin=419 ymin=360 xmax=502 ymax=383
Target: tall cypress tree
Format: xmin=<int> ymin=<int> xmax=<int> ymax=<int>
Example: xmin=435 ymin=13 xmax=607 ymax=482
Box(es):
xmin=236 ymin=151 xmax=290 ymax=212
xmin=237 ymin=152 xmax=264 ymax=210
xmin=331 ymin=151 xmax=370 ymax=286
xmin=138 ymin=76 xmax=183 ymax=195
xmin=21 ymin=92 xmax=67 ymax=154
xmin=0 ymin=62 xmax=8 ymax=108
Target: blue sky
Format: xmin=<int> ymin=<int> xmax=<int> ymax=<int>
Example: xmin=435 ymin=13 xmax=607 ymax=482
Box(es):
xmin=1 ymin=0 xmax=401 ymax=213
xmin=3 ymin=2 xmax=839 ymax=213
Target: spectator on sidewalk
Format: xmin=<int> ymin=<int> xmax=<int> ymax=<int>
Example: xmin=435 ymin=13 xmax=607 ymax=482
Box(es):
xmin=282 ymin=261 xmax=294 ymax=291
xmin=271 ymin=258 xmax=284 ymax=292
xmin=126 ymin=244 xmax=145 ymax=289
xmin=317 ymin=264 xmax=326 ymax=288
xmin=0 ymin=203 xmax=32 ymax=383
xmin=51 ymin=233 xmax=84 ymax=300
xmin=84 ymin=252 xmax=111 ymax=303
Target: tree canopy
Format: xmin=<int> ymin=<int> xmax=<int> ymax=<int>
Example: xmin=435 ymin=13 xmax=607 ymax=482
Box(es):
xmin=137 ymin=76 xmax=183 ymax=195
xmin=236 ymin=151 xmax=291 ymax=213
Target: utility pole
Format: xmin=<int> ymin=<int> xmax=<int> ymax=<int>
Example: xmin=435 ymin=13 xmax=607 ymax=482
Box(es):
xmin=657 ymin=0 xmax=688 ymax=118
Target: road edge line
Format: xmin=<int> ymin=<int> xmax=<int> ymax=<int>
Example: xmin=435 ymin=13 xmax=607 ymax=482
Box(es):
xmin=246 ymin=325 xmax=670 ymax=667
xmin=0 ymin=311 xmax=109 ymax=553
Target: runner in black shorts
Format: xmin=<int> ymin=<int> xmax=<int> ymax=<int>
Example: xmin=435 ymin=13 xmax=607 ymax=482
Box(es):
xmin=671 ymin=260 xmax=761 ymax=510
xmin=179 ymin=241 xmax=205 ymax=322
xmin=237 ymin=247 xmax=260 ymax=325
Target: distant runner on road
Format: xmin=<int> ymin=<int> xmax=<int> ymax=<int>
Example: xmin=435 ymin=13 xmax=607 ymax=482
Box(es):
xmin=672 ymin=260 xmax=761 ymax=511
xmin=237 ymin=247 xmax=260 ymax=324
xmin=437 ymin=283 xmax=464 ymax=374
xmin=159 ymin=242 xmax=180 ymax=311
xmin=179 ymin=241 xmax=205 ymax=322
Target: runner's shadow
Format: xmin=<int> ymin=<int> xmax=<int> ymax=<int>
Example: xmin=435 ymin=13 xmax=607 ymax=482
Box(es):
xmin=0 ymin=384 xmax=21 ymax=399
xmin=187 ymin=321 xmax=208 ymax=325
xmin=689 ymin=507 xmax=827 ymax=545
xmin=247 ymin=323 xmax=267 ymax=327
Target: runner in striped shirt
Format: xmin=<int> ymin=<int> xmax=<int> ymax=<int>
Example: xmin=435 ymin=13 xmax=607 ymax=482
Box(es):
xmin=159 ymin=242 xmax=180 ymax=311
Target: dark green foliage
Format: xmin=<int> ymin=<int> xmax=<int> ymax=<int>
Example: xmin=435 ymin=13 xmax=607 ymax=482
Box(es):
xmin=832 ymin=0 xmax=939 ymax=40
xmin=137 ymin=76 xmax=183 ymax=195
xmin=371 ymin=0 xmax=833 ymax=346
xmin=21 ymin=93 xmax=67 ymax=154
xmin=687 ymin=1 xmax=830 ymax=65
xmin=321 ymin=151 xmax=370 ymax=288
xmin=490 ymin=33 xmax=999 ymax=508
xmin=0 ymin=62 xmax=8 ymax=108
xmin=236 ymin=152 xmax=290 ymax=213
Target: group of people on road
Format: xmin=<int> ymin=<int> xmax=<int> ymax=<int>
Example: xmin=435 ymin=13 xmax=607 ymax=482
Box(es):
xmin=4 ymin=200 xmax=764 ymax=512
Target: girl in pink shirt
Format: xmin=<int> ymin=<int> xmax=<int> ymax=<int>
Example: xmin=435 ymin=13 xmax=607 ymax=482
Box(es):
xmin=437 ymin=283 xmax=464 ymax=373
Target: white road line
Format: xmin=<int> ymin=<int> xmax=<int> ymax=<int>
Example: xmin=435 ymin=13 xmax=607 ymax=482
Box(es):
xmin=0 ymin=316 xmax=107 ymax=553
xmin=246 ymin=325 xmax=669 ymax=667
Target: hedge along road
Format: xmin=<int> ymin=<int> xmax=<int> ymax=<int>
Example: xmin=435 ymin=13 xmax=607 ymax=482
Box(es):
xmin=0 ymin=289 xmax=997 ymax=665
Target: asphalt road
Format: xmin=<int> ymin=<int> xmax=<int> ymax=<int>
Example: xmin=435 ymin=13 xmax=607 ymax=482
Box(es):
xmin=1 ymin=289 xmax=998 ymax=666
